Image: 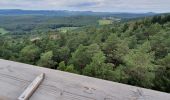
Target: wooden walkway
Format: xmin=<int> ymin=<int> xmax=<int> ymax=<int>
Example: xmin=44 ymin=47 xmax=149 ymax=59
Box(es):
xmin=0 ymin=59 xmax=170 ymax=100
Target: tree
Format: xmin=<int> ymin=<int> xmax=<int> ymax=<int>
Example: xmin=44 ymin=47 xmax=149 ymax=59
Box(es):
xmin=69 ymin=44 xmax=101 ymax=72
xmin=53 ymin=46 xmax=70 ymax=63
xmin=65 ymin=64 xmax=78 ymax=73
xmin=58 ymin=61 xmax=78 ymax=73
xmin=83 ymin=51 xmax=115 ymax=80
xmin=58 ymin=61 xmax=67 ymax=71
xmin=20 ymin=45 xmax=40 ymax=64
xmin=150 ymin=30 xmax=170 ymax=59
xmin=66 ymin=32 xmax=88 ymax=51
xmin=123 ymin=42 xmax=155 ymax=88
xmin=154 ymin=54 xmax=170 ymax=92
xmin=147 ymin=23 xmax=162 ymax=36
xmin=37 ymin=51 xmax=56 ymax=68
xmin=103 ymin=34 xmax=129 ymax=65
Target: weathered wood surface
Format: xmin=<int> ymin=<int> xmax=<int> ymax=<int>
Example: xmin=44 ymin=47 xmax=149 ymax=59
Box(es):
xmin=0 ymin=59 xmax=169 ymax=100
xmin=18 ymin=73 xmax=45 ymax=100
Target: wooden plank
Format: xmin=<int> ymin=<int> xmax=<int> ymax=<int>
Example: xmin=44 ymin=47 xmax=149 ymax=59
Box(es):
xmin=18 ymin=73 xmax=45 ymax=100
xmin=0 ymin=59 xmax=170 ymax=100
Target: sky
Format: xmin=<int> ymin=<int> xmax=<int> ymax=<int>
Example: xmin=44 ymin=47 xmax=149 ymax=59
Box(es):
xmin=0 ymin=0 xmax=170 ymax=13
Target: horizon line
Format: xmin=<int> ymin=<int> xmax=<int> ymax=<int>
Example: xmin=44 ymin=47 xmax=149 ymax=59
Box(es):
xmin=0 ymin=8 xmax=167 ymax=14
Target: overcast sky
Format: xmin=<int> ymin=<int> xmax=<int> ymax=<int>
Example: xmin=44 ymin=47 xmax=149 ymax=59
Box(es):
xmin=0 ymin=0 xmax=170 ymax=13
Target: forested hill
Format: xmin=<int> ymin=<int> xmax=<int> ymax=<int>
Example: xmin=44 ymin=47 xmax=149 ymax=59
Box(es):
xmin=0 ymin=14 xmax=170 ymax=93
xmin=0 ymin=9 xmax=157 ymax=18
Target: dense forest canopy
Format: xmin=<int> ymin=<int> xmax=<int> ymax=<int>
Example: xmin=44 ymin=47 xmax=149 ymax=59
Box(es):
xmin=0 ymin=14 xmax=170 ymax=93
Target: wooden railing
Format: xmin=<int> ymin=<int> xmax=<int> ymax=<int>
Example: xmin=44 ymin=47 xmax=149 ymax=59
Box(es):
xmin=0 ymin=59 xmax=170 ymax=100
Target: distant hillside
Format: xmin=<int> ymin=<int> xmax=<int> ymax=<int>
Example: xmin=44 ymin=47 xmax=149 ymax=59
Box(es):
xmin=0 ymin=9 xmax=157 ymax=18
xmin=0 ymin=15 xmax=100 ymax=34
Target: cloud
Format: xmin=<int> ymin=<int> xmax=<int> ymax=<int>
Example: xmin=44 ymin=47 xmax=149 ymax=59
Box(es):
xmin=68 ymin=2 xmax=100 ymax=8
xmin=0 ymin=0 xmax=170 ymax=12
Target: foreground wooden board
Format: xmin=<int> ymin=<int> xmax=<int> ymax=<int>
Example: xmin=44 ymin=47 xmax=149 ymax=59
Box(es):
xmin=0 ymin=59 xmax=169 ymax=100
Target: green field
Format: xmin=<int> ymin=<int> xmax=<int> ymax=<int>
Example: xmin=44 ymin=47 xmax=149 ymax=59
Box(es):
xmin=98 ymin=19 xmax=113 ymax=25
xmin=0 ymin=28 xmax=8 ymax=35
xmin=58 ymin=27 xmax=79 ymax=33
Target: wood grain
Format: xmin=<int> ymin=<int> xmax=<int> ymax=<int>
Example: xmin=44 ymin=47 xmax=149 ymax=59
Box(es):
xmin=0 ymin=59 xmax=170 ymax=100
xmin=18 ymin=73 xmax=45 ymax=100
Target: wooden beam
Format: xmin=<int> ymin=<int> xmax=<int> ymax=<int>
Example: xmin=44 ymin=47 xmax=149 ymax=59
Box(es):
xmin=18 ymin=73 xmax=45 ymax=100
xmin=0 ymin=59 xmax=170 ymax=100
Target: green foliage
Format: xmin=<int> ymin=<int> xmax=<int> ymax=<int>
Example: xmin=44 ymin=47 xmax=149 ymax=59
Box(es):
xmin=83 ymin=51 xmax=115 ymax=80
xmin=65 ymin=64 xmax=78 ymax=73
xmin=110 ymin=65 xmax=128 ymax=82
xmin=58 ymin=27 xmax=79 ymax=33
xmin=123 ymin=42 xmax=155 ymax=87
xmin=20 ymin=45 xmax=40 ymax=64
xmin=0 ymin=28 xmax=8 ymax=35
xmin=103 ymin=34 xmax=129 ymax=65
xmin=69 ymin=44 xmax=101 ymax=71
xmin=150 ymin=30 xmax=170 ymax=59
xmin=154 ymin=54 xmax=170 ymax=92
xmin=99 ymin=19 xmax=113 ymax=25
xmin=53 ymin=46 xmax=70 ymax=63
xmin=0 ymin=16 xmax=99 ymax=35
xmin=37 ymin=51 xmax=56 ymax=68
xmin=58 ymin=61 xmax=78 ymax=73
xmin=1 ymin=14 xmax=170 ymax=93
xmin=58 ymin=61 xmax=67 ymax=71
